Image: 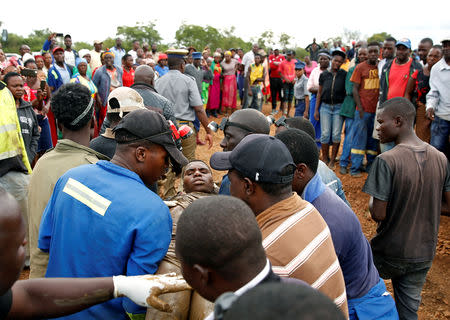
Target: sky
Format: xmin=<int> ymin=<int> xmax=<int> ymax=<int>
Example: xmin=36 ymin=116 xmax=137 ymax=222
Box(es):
xmin=1 ymin=0 xmax=449 ymax=50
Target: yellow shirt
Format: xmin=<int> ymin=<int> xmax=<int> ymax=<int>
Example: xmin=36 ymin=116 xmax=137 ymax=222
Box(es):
xmin=250 ymin=63 xmax=264 ymax=85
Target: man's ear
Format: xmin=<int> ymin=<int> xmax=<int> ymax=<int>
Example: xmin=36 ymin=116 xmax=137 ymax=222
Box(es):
xmin=295 ymin=163 xmax=309 ymax=179
xmin=394 ymin=115 xmax=403 ymax=127
xmin=193 ymin=264 xmax=211 ymax=286
xmin=243 ymin=177 xmax=256 ymax=196
xmin=135 ymin=146 xmax=147 ymax=162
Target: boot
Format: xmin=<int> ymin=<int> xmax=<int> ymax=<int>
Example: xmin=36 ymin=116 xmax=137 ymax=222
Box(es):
xmin=321 ymin=143 xmax=330 ymax=164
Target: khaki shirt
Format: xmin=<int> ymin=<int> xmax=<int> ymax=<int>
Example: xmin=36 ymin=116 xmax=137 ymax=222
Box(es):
xmin=28 ymin=139 xmax=109 ymax=278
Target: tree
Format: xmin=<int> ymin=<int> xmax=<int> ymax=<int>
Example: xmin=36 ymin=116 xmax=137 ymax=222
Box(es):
xmin=116 ymin=21 xmax=162 ymax=49
xmin=342 ymin=28 xmax=362 ymax=44
xmin=279 ymin=33 xmax=291 ymax=50
xmin=175 ymin=23 xmax=222 ymax=50
xmin=73 ymin=42 xmax=92 ymax=50
xmin=367 ymin=32 xmax=393 ymax=43
xmin=257 ymin=30 xmax=274 ymax=49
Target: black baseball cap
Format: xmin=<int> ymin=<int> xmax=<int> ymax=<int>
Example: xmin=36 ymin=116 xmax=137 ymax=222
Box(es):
xmin=113 ymin=109 xmax=188 ymax=168
xmin=210 ymin=134 xmax=295 ymax=183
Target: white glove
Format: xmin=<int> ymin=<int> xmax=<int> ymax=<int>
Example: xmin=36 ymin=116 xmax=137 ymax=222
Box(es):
xmin=113 ymin=272 xmax=191 ymax=312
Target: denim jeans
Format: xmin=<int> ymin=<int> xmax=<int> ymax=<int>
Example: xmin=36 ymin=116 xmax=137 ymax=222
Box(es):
xmin=309 ymin=94 xmax=321 ymax=147
xmin=294 ymin=99 xmax=306 ymax=117
xmin=350 ymin=110 xmax=378 ymax=174
xmin=247 ymin=85 xmax=262 ymax=111
xmin=319 ymin=103 xmax=343 ymax=144
xmin=340 ymin=116 xmax=355 ymax=168
xmin=430 ymin=115 xmax=450 ymax=152
xmin=373 ymin=254 xmax=432 ymax=320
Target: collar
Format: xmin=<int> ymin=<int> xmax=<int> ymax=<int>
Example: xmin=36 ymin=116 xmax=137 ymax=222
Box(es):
xmin=204 ymin=259 xmax=271 ymax=320
xmin=256 ymin=193 xmax=302 ymax=228
xmin=131 ymin=82 xmax=157 ymax=92
xmin=96 ymin=160 xmax=145 ymax=185
xmin=101 ymin=128 xmax=115 ymax=139
xmin=54 ymin=139 xmax=109 ymax=160
xmin=437 ymin=58 xmax=450 ymax=71
xmin=301 ymin=172 xmax=325 ymax=203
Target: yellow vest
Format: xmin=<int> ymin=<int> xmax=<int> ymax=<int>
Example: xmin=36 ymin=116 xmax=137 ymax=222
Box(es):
xmin=0 ymin=81 xmax=31 ymax=173
xmin=250 ymin=63 xmax=264 ymax=85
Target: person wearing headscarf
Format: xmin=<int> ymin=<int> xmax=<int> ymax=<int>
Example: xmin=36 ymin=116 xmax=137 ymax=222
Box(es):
xmin=220 ymin=51 xmax=238 ymax=115
xmin=206 ymin=52 xmax=222 ymax=117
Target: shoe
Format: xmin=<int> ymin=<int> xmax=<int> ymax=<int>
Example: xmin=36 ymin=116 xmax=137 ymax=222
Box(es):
xmin=271 ymin=110 xmax=279 ymax=115
xmin=351 ymin=171 xmax=363 ymax=177
xmin=328 ymin=162 xmax=336 ymax=170
xmin=339 ymin=167 xmax=348 ymax=175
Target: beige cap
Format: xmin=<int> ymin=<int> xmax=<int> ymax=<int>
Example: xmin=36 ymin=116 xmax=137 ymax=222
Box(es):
xmin=93 ymin=40 xmax=103 ymax=45
xmin=107 ymin=87 xmax=145 ymax=117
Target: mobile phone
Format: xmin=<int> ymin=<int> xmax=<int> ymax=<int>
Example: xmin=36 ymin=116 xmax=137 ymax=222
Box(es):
xmin=21 ymin=68 xmax=37 ymax=77
xmin=55 ymin=33 xmax=64 ymax=37
xmin=40 ymin=80 xmax=46 ymax=91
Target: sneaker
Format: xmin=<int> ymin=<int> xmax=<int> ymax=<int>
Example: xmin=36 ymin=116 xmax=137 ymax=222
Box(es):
xmin=271 ymin=110 xmax=279 ymax=115
xmin=339 ymin=166 xmax=348 ymax=175
xmin=351 ymin=171 xmax=363 ymax=177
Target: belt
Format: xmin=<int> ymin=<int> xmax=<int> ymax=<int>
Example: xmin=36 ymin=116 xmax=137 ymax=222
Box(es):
xmin=177 ymin=120 xmax=192 ymax=125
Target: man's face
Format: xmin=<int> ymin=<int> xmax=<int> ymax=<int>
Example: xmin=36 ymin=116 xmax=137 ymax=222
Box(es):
xmin=35 ymin=57 xmax=44 ymax=69
xmin=220 ymin=126 xmax=248 ymax=151
xmin=133 ymin=41 xmax=140 ymax=50
xmin=254 ymin=55 xmax=261 ymax=65
xmin=151 ymin=44 xmax=157 ymax=52
xmin=331 ymin=56 xmax=344 ymax=70
xmin=125 ymin=55 xmax=134 ymax=67
xmin=396 ymin=45 xmax=410 ymax=62
xmin=0 ymin=50 xmax=5 ymax=61
xmin=159 ymin=59 xmax=167 ymax=66
xmin=64 ymin=37 xmax=72 ymax=48
xmin=252 ymin=44 xmax=259 ymax=54
xmin=137 ymin=48 xmax=144 ymax=58
xmin=286 ymin=53 xmax=293 ymax=61
xmin=7 ymin=76 xmax=24 ymax=100
xmin=318 ymin=56 xmax=330 ymax=69
xmin=44 ymin=53 xmax=53 ymax=65
xmin=19 ymin=45 xmax=30 ymax=56
xmin=140 ymin=144 xmax=169 ymax=187
xmin=382 ymin=41 xmax=396 ymax=59
xmin=295 ymin=69 xmax=304 ymax=78
xmin=104 ymin=54 xmax=114 ymax=67
xmin=183 ymin=161 xmax=214 ymax=193
xmin=274 ymin=49 xmax=279 ymax=56
xmin=366 ymin=47 xmax=378 ymax=64
xmin=54 ymin=50 xmax=65 ymax=63
xmin=193 ymin=58 xmax=201 ymax=68
xmin=418 ymin=42 xmax=432 ymax=62
xmin=228 ymin=169 xmax=246 ymax=200
xmin=443 ymin=41 xmax=450 ymax=60
xmin=94 ymin=43 xmax=102 ymax=51
xmin=376 ymin=110 xmax=397 ymax=144
xmin=427 ymin=48 xmax=442 ymax=68
xmin=116 ymin=38 xmax=122 ymax=47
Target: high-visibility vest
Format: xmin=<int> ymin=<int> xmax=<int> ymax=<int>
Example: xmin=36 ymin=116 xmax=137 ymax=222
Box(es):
xmin=0 ymin=81 xmax=31 ymax=174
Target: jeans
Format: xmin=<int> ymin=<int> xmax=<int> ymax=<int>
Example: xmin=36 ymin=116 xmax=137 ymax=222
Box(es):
xmin=340 ymin=117 xmax=355 ymax=168
xmin=430 ymin=115 xmax=450 ymax=152
xmin=294 ymin=99 xmax=306 ymax=117
xmin=237 ymin=74 xmax=245 ymax=102
xmin=247 ymin=85 xmax=262 ymax=111
xmin=270 ymin=77 xmax=282 ymax=110
xmin=350 ymin=110 xmax=378 ymax=174
xmin=242 ymin=77 xmax=249 ymax=109
xmin=282 ymin=82 xmax=294 ymax=103
xmin=373 ymin=254 xmax=432 ymax=320
xmin=319 ymin=103 xmax=343 ymax=144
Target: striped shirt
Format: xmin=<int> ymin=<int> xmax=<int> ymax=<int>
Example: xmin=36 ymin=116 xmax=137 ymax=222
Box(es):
xmin=256 ymin=193 xmax=349 ymax=318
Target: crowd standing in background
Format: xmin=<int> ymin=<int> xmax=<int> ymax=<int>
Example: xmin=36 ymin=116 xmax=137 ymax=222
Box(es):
xmin=0 ymin=31 xmax=449 ymax=320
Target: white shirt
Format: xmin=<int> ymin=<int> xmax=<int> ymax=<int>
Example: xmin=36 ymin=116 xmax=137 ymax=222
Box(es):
xmin=64 ymin=50 xmax=76 ymax=66
xmin=426 ymin=58 xmax=450 ymax=121
xmin=307 ymin=66 xmax=324 ymax=92
xmin=128 ymin=49 xmax=138 ymax=64
xmin=203 ymin=259 xmax=271 ymax=320
xmin=242 ymin=51 xmax=255 ymax=76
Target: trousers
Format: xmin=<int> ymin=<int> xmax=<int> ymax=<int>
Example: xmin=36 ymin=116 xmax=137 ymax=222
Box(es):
xmin=350 ymin=110 xmax=377 ymax=174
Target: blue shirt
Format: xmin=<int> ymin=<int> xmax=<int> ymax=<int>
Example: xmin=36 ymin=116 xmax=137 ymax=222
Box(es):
xmin=155 ymin=64 xmax=169 ymax=77
xmin=302 ymin=173 xmax=379 ymax=299
xmin=317 ymin=160 xmax=350 ymax=206
xmin=38 ymin=161 xmax=172 ymax=319
xmin=218 ymin=174 xmax=231 ymax=195
xmin=110 ymin=46 xmax=126 ymax=67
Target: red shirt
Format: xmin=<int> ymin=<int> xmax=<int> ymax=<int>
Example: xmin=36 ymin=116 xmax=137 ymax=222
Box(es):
xmin=122 ymin=68 xmax=135 ymax=87
xmin=279 ymin=59 xmax=297 ymax=83
xmin=269 ymin=54 xmax=285 ymax=78
xmin=387 ymin=58 xmax=412 ymax=100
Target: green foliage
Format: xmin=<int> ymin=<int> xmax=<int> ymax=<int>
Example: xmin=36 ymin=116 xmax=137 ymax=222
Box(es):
xmin=295 ymin=48 xmax=308 ymax=60
xmin=342 ymin=28 xmax=362 ymax=43
xmin=257 ymin=30 xmax=275 ymax=49
xmin=1 ymin=29 xmax=53 ymax=53
xmin=73 ymin=41 xmax=92 ymax=50
xmin=116 ymin=21 xmax=162 ymax=49
xmin=367 ymin=32 xmax=393 ymax=43
xmin=279 ymin=33 xmax=291 ymax=49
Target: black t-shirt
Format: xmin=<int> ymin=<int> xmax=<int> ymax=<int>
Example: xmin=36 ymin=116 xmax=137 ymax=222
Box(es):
xmin=89 ymin=135 xmax=116 ymax=159
xmin=0 ymin=289 xmax=12 ymax=318
xmin=363 ymin=143 xmax=450 ymax=262
xmin=319 ymin=69 xmax=347 ymax=105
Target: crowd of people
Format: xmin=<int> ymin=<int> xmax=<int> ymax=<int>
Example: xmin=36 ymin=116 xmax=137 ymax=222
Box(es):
xmin=0 ymin=31 xmax=449 ymax=320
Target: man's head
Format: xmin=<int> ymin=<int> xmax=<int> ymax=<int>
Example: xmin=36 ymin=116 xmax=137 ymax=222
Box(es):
xmin=357 ymin=46 xmax=369 ymax=63
xmin=19 ymin=45 xmax=30 ymax=57
xmin=192 ymin=52 xmax=202 ymax=68
xmin=0 ymin=188 xmax=26 ymax=295
xmin=51 ymin=83 xmax=94 ymax=134
xmin=106 ymin=86 xmax=146 ymax=128
xmin=115 ymin=37 xmax=122 ymax=47
xmin=223 ymin=282 xmax=345 ymax=320
xmin=53 ymin=47 xmax=65 ymax=64
xmin=136 ymin=48 xmax=144 ymax=59
xmin=427 ymin=46 xmax=443 ymax=68
xmin=167 ymin=49 xmax=188 ymax=72
xmin=286 ymin=50 xmax=294 ymax=61
xmin=132 ymin=40 xmax=140 ymax=51
xmin=274 ymin=116 xmax=316 ymax=138
xmin=219 ymin=109 xmax=270 ymax=151
xmin=252 ymin=43 xmax=259 ymax=54
xmin=382 ymin=37 xmax=396 ymax=60
xmin=182 ymin=160 xmax=215 ymax=194
xmin=93 ymin=40 xmax=103 ymax=52
xmin=211 ymin=134 xmax=296 ymax=215
xmin=442 ymin=37 xmax=450 ymax=61
xmin=64 ymin=34 xmax=72 ymax=49
xmin=367 ymin=42 xmax=380 ymax=65
xmin=274 ymin=48 xmax=279 ymax=56
xmin=331 ymin=50 xmax=345 ymax=71
xmin=151 ymin=43 xmax=158 ymax=53
xmin=275 ymin=129 xmax=319 ymax=195
xmin=43 ymin=52 xmax=52 ymax=66
xmin=318 ymin=51 xmax=331 ymax=69
xmin=175 ymin=195 xmax=266 ymax=302
xmin=395 ymin=38 xmax=411 ymax=63
xmin=122 ymin=53 xmax=133 ymax=68
xmin=418 ymin=38 xmax=433 ymax=63
xmin=134 ymin=64 xmax=155 ymax=85
xmin=4 ymin=72 xmax=24 ymax=100
xmin=158 ymin=53 xmax=168 ymax=66
xmin=113 ymin=109 xmax=188 ymax=186
xmin=103 ymin=51 xmax=115 ymax=68
xmin=376 ymin=97 xmax=416 ymax=144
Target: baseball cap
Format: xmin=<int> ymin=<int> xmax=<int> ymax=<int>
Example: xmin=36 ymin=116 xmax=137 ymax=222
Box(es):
xmin=94 ymin=40 xmax=103 ymax=45
xmin=52 ymin=47 xmax=64 ymax=54
xmin=396 ymin=38 xmax=411 ymax=49
xmin=210 ymin=134 xmax=296 ymax=183
xmin=295 ymin=61 xmax=306 ymax=69
xmin=113 ymin=109 xmax=188 ymax=168
xmin=441 ymin=36 xmax=450 ymax=43
xmin=107 ymin=87 xmax=145 ymax=115
xmin=331 ymin=49 xmax=346 ymax=59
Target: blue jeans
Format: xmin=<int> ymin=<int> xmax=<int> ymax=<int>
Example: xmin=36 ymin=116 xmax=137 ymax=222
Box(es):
xmin=430 ymin=115 xmax=450 ymax=152
xmin=319 ymin=103 xmax=343 ymax=144
xmin=340 ymin=116 xmax=355 ymax=168
xmin=350 ymin=111 xmax=378 ymax=174
xmin=294 ymin=99 xmax=306 ymax=117
xmin=237 ymin=74 xmax=245 ymax=102
xmin=373 ymin=254 xmax=432 ymax=320
xmin=247 ymin=85 xmax=262 ymax=111
xmin=309 ymin=94 xmax=321 ymax=147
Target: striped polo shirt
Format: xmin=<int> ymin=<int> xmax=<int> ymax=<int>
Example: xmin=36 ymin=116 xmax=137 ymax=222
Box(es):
xmin=256 ymin=193 xmax=349 ymax=318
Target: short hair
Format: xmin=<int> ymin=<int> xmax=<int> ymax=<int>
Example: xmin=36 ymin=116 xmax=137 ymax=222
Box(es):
xmin=51 ymin=83 xmax=93 ymax=131
xmin=175 ymin=195 xmax=265 ymax=280
xmin=168 ymin=57 xmax=184 ymax=69
xmin=132 ymin=40 xmax=139 ymax=44
xmin=432 ymin=44 xmax=443 ymax=50
xmin=233 ymin=166 xmax=293 ymax=197
xmin=23 ymin=59 xmax=36 ymax=68
xmin=275 ymin=129 xmax=319 ymax=174
xmin=3 ymin=72 xmax=21 ymax=85
xmin=181 ymin=159 xmax=211 ymax=178
xmin=368 ymin=41 xmax=380 ymax=48
xmin=420 ymin=38 xmax=433 ymax=46
xmin=223 ymin=282 xmax=346 ymax=320
xmin=122 ymin=54 xmax=132 ymax=62
xmin=284 ymin=117 xmax=315 ymax=140
xmin=64 ymin=34 xmax=71 ymax=39
xmin=385 ymin=37 xmax=397 ymax=43
xmin=380 ymin=97 xmax=416 ymax=125
xmin=228 ymin=109 xmax=271 ymax=135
